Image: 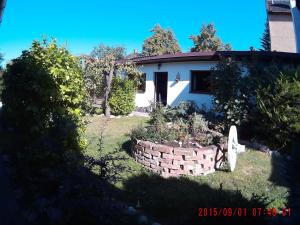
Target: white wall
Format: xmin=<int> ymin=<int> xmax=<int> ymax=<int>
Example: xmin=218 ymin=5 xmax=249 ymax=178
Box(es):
xmin=135 ymin=61 xmax=218 ymax=109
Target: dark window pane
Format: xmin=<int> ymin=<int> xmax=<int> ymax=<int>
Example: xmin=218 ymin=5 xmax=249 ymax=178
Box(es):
xmin=190 ymin=71 xmax=212 ymax=93
xmin=137 ymin=73 xmax=146 ymax=93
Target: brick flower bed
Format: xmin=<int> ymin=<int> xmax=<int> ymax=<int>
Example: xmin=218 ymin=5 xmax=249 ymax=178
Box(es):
xmin=132 ymin=139 xmax=218 ymax=178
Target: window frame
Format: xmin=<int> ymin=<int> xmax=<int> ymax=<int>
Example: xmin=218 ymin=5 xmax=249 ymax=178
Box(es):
xmin=137 ymin=73 xmax=146 ymax=93
xmin=189 ymin=70 xmax=212 ymax=94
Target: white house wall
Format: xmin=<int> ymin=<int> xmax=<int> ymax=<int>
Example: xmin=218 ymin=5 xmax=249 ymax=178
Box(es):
xmin=135 ymin=61 xmax=218 ymax=109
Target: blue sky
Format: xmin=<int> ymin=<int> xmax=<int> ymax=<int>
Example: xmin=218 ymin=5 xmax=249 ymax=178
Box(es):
xmin=0 ymin=0 xmax=266 ymax=64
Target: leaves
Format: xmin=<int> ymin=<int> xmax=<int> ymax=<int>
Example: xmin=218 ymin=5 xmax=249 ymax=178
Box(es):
xmin=190 ymin=23 xmax=232 ymax=52
xmin=257 ymin=69 xmax=300 ymax=148
xmin=142 ymin=24 xmax=181 ymax=56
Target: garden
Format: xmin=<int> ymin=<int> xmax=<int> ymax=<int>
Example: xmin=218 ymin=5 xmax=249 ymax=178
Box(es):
xmin=0 ymin=37 xmax=299 ymax=225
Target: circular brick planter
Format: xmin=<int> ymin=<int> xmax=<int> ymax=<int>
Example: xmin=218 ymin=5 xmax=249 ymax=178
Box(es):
xmin=132 ymin=139 xmax=218 ymax=178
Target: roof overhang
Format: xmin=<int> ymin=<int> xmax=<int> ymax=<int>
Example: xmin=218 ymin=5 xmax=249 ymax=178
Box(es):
xmin=129 ymin=51 xmax=300 ymax=65
xmin=0 ymin=0 xmax=7 ymax=24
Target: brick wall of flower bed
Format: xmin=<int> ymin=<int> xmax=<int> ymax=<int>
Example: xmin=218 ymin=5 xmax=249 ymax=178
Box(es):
xmin=132 ymin=139 xmax=218 ymax=178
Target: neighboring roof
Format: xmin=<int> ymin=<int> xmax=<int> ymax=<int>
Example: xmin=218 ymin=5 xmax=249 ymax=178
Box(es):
xmin=131 ymin=51 xmax=300 ymax=65
xmin=0 ymin=0 xmax=6 ymax=23
xmin=266 ymin=0 xmax=291 ymax=14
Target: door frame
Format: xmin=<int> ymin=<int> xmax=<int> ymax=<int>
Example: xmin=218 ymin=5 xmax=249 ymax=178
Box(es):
xmin=154 ymin=72 xmax=168 ymax=106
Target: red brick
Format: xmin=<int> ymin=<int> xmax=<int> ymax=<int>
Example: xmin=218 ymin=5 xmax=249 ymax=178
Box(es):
xmin=149 ymin=159 xmax=159 ymax=166
xmin=143 ymin=152 xmax=151 ymax=159
xmin=153 ymin=145 xmax=173 ymax=154
xmin=161 ymin=163 xmax=180 ymax=170
xmin=140 ymin=141 xmax=153 ymax=149
xmin=184 ymin=165 xmax=194 ymax=171
xmin=162 ymin=153 xmax=173 ymax=159
xmin=145 ymin=148 xmax=161 ymax=157
xmin=135 ymin=145 xmax=144 ymax=152
xmin=173 ymin=148 xmax=193 ymax=156
xmin=158 ymin=157 xmax=172 ymax=164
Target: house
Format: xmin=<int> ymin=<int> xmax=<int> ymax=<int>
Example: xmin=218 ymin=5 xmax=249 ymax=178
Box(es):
xmin=132 ymin=51 xmax=300 ymax=109
xmin=131 ymin=0 xmax=300 ymax=109
xmin=266 ymin=0 xmax=300 ymax=52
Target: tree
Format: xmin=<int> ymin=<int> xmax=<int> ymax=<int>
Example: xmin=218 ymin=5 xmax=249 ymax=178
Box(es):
xmin=142 ymin=24 xmax=181 ymax=56
xmin=260 ymin=21 xmax=271 ymax=51
xmin=257 ymin=68 xmax=300 ymax=149
xmin=0 ymin=53 xmax=3 ymax=69
xmin=81 ymin=44 xmax=142 ymax=117
xmin=211 ymin=57 xmax=248 ymax=130
xmin=190 ymin=23 xmax=232 ymax=52
xmin=1 ymin=39 xmax=86 ymax=169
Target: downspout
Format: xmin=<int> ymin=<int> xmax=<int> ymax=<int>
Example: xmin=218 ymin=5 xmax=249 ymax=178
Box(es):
xmin=0 ymin=0 xmax=7 ymax=24
xmin=290 ymin=0 xmax=300 ymax=53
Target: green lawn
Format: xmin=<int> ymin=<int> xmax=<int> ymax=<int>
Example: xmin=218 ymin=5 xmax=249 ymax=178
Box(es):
xmin=85 ymin=115 xmax=289 ymax=224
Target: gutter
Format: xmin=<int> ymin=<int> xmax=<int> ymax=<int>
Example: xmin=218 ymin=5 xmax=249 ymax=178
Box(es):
xmin=0 ymin=0 xmax=7 ymax=24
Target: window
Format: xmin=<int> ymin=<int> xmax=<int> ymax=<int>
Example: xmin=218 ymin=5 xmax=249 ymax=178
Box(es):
xmin=190 ymin=71 xmax=212 ymax=94
xmin=137 ymin=73 xmax=146 ymax=93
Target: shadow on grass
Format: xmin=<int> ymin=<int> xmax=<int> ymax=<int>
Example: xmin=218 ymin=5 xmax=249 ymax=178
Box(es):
xmin=269 ymin=139 xmax=300 ymax=224
xmin=120 ymin=173 xmax=268 ymax=225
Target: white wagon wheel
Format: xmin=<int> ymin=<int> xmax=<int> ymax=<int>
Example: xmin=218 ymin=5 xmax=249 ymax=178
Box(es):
xmin=227 ymin=125 xmax=246 ymax=172
xmin=227 ymin=126 xmax=238 ymax=172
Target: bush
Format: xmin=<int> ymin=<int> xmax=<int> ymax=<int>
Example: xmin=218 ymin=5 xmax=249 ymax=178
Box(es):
xmin=189 ymin=113 xmax=209 ymax=135
xmin=257 ymin=68 xmax=300 ymax=149
xmin=211 ymin=57 xmax=249 ymax=131
xmin=1 ymin=39 xmax=86 ymax=169
xmin=109 ymin=76 xmax=136 ymax=115
xmin=131 ymin=125 xmax=178 ymax=143
xmin=164 ymin=101 xmax=199 ymax=122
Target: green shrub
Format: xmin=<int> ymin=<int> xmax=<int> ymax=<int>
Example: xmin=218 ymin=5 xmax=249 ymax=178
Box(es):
xmin=131 ymin=125 xmax=178 ymax=143
xmin=109 ymin=76 xmax=136 ymax=115
xmin=189 ymin=113 xmax=209 ymax=135
xmin=257 ymin=68 xmax=300 ymax=149
xmin=164 ymin=101 xmax=198 ymax=122
xmin=211 ymin=57 xmax=249 ymax=130
xmin=1 ymin=39 xmax=86 ymax=168
xmin=149 ymin=103 xmax=167 ymax=130
xmin=93 ymin=107 xmax=103 ymax=115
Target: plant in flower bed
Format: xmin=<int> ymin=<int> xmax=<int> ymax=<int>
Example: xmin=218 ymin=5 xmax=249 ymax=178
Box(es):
xmin=131 ymin=101 xmax=226 ymax=147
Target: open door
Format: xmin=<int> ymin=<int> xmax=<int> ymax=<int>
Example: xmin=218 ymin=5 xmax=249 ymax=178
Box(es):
xmin=154 ymin=72 xmax=168 ymax=106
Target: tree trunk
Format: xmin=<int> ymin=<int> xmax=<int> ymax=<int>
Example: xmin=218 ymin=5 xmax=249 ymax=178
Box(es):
xmin=104 ymin=65 xmax=114 ymax=117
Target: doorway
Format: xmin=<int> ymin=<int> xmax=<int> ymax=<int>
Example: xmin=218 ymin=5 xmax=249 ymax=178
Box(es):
xmin=154 ymin=72 xmax=168 ymax=106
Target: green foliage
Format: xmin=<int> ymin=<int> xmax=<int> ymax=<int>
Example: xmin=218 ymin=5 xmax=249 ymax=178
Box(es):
xmin=131 ymin=125 xmax=178 ymax=143
xmin=91 ymin=44 xmax=125 ymax=60
xmin=1 ymin=39 xmax=86 ymax=167
xmin=190 ymin=23 xmax=232 ymax=52
xmin=109 ymin=76 xmax=136 ymax=115
xmin=257 ymin=69 xmax=300 ymax=149
xmin=142 ymin=24 xmax=181 ymax=56
xmin=260 ymin=21 xmax=271 ymax=51
xmin=132 ymin=102 xmax=211 ymax=144
xmin=81 ymin=44 xmax=125 ymax=113
xmin=164 ymin=101 xmax=199 ymax=122
xmin=211 ymin=57 xmax=248 ymax=130
xmin=190 ymin=113 xmax=209 ymax=135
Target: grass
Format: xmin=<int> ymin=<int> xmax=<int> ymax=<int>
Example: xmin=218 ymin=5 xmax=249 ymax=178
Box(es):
xmin=85 ymin=115 xmax=289 ymax=224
